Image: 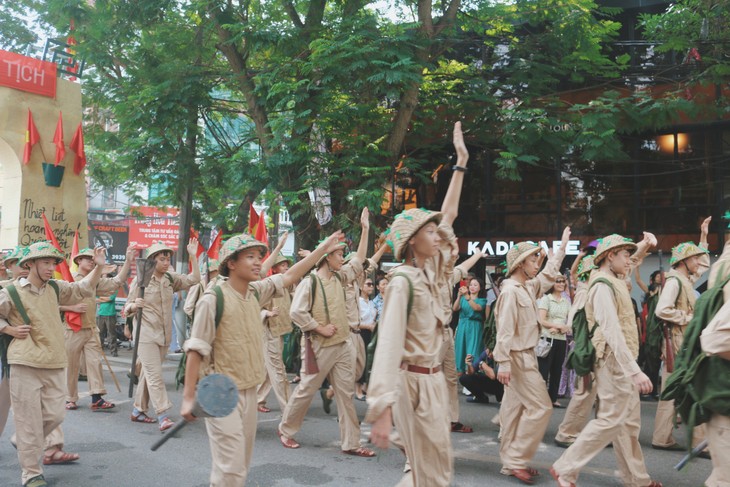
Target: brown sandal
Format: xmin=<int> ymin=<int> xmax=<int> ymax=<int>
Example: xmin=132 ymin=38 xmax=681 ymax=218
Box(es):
xmin=43 ymin=449 xmax=80 ymax=465
xmin=549 ymin=467 xmax=576 ymax=487
xmin=257 ymin=405 xmax=271 ymax=413
xmin=343 ymin=447 xmax=376 ymax=458
xmin=277 ymin=429 xmax=300 ymax=449
xmin=130 ymin=413 xmax=156 ymax=424
xmin=450 ymin=422 xmax=473 ymax=433
xmin=647 ymin=482 xmax=662 ymax=487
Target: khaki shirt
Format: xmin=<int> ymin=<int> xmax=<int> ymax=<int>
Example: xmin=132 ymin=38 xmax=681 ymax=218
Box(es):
xmin=265 ymin=284 xmax=294 ymax=337
xmin=701 ymin=240 xmax=730 ymax=355
xmin=185 ymin=276 xmax=283 ymax=391
xmin=0 ymin=277 xmax=95 ymax=368
xmin=493 ymin=245 xmax=566 ymax=372
xmin=72 ymin=272 xmax=125 ymax=330
xmin=655 ymin=251 xmax=708 ymax=329
xmin=125 ymin=271 xmax=199 ymax=347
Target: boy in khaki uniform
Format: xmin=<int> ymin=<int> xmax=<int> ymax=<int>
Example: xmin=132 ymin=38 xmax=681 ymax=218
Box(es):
xmin=182 ymin=232 xmax=341 ymax=486
xmin=125 ymin=238 xmax=201 ymax=431
xmin=60 ymin=245 xmax=135 ymax=410
xmin=0 ymin=242 xmax=106 ymax=487
xmin=493 ymin=227 xmax=570 ymax=484
xmin=699 ymin=237 xmax=730 ymax=487
xmin=651 ymin=217 xmax=710 ymax=451
xmin=551 ymin=233 xmax=662 ymax=487
xmin=367 ymin=121 xmax=469 ymax=487
xmin=277 ymin=208 xmax=375 ymax=457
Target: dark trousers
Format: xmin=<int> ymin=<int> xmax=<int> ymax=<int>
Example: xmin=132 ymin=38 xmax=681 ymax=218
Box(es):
xmin=538 ymin=338 xmax=567 ymax=403
xmin=459 ymin=373 xmax=504 ymax=402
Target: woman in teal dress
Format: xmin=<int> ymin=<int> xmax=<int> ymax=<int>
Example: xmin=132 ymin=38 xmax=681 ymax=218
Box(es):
xmin=453 ymin=277 xmax=488 ymax=374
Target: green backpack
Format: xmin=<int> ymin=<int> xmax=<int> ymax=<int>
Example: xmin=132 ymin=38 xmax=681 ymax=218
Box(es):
xmin=660 ymin=271 xmax=730 ymax=449
xmin=644 ymin=291 xmax=663 ymax=356
xmin=566 ymin=278 xmax=613 ymax=377
xmin=482 ymin=304 xmax=496 ymax=352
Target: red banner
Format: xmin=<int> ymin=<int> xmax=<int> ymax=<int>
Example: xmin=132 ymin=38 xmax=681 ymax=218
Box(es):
xmin=128 ymin=206 xmax=180 ymax=249
xmin=0 ymin=50 xmax=57 ymax=98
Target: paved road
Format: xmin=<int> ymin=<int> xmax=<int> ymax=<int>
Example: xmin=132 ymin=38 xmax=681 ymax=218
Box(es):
xmin=0 ymin=349 xmax=713 ymax=486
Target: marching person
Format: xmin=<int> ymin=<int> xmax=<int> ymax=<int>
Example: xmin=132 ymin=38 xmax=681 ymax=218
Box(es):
xmin=367 ymin=121 xmax=469 ymax=487
xmin=0 ymin=242 xmax=106 ymax=487
xmin=494 ymin=226 xmax=571 ymax=484
xmin=651 ymin=217 xmax=710 ymax=452
xmin=551 ymin=232 xmax=663 ymax=487
xmin=125 ymin=239 xmax=201 ymax=431
xmin=181 ymin=231 xmax=342 ymax=486
xmin=60 ymin=245 xmax=135 ymax=411
xmin=183 ymin=258 xmax=221 ymax=320
xmin=277 ymin=208 xmax=375 ymax=457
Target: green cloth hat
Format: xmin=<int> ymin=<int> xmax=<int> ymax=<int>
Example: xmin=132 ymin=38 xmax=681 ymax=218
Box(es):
xmin=577 ymin=255 xmax=595 ymax=278
xmin=3 ymin=246 xmax=25 ymax=266
xmin=385 ymin=208 xmax=443 ymax=261
xmin=145 ymin=241 xmax=175 ymax=260
xmin=73 ymin=247 xmax=94 ymax=265
xmin=18 ymin=241 xmax=64 ymax=268
xmin=505 ymin=241 xmax=542 ymax=276
xmin=669 ymin=242 xmax=707 ymax=267
xmin=218 ymin=234 xmax=268 ymax=275
xmin=593 ymin=234 xmax=637 ymax=265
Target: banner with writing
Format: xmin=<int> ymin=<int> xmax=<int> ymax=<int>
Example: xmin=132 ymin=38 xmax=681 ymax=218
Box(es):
xmin=0 ymin=50 xmax=57 ymax=98
xmin=128 ymin=206 xmax=180 ymax=250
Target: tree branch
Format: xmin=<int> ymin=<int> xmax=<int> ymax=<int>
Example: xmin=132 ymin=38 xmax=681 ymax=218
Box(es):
xmin=434 ymin=0 xmax=461 ymax=36
xmin=282 ymin=0 xmax=304 ymax=29
xmin=418 ymin=0 xmax=435 ymax=38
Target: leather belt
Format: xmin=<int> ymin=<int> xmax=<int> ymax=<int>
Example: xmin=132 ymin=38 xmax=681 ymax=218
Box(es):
xmin=401 ymin=362 xmax=441 ymax=374
xmin=350 ymin=328 xmax=361 ymax=334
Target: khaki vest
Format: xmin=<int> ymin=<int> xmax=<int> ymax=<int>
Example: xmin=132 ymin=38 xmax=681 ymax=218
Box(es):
xmin=209 ymin=282 xmax=265 ymax=391
xmin=6 ymin=283 xmax=67 ymax=369
xmin=663 ymin=270 xmax=696 ymax=354
xmin=587 ymin=271 xmax=640 ymax=360
xmin=310 ymin=274 xmax=349 ymax=347
xmin=267 ymin=290 xmax=293 ymax=338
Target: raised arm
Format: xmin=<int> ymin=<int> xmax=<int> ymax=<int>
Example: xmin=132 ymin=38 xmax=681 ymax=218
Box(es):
xmin=115 ymin=245 xmax=136 ymax=283
xmin=261 ymin=230 xmax=289 ymax=277
xmin=440 ymin=122 xmax=469 ymax=226
xmin=633 ymin=266 xmax=648 ymax=294
xmin=570 ymin=249 xmax=587 ymax=287
xmin=355 ymin=208 xmax=370 ymax=263
xmin=281 ymin=231 xmax=345 ymax=289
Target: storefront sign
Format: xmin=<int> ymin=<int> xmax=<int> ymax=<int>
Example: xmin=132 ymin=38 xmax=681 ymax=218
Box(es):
xmin=128 ymin=206 xmax=180 ymax=249
xmin=0 ymin=50 xmax=57 ymax=98
xmin=465 ymin=239 xmax=581 ymax=256
xmin=90 ymin=221 xmax=129 ymax=263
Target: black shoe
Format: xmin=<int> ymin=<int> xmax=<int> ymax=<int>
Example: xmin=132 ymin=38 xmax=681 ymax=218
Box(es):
xmin=554 ymin=439 xmax=573 ymax=449
xmin=466 ymin=396 xmax=489 ymax=404
xmin=320 ymin=389 xmax=332 ymax=415
xmin=698 ymin=450 xmax=711 ymax=460
xmin=651 ymin=443 xmax=684 ymax=451
xmin=78 ymin=374 xmax=87 ymax=382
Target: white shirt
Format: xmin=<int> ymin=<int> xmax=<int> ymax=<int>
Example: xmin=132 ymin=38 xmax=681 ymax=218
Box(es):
xmin=359 ymin=296 xmax=377 ymax=325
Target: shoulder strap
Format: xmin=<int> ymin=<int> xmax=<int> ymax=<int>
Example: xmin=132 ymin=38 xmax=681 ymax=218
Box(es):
xmin=391 ymin=272 xmax=414 ymax=317
xmin=309 ymin=273 xmax=317 ymax=311
xmin=48 ymin=280 xmax=59 ymax=300
xmin=164 ymin=272 xmax=174 ymax=285
xmin=212 ymin=285 xmax=224 ymax=328
xmin=5 ymin=285 xmax=30 ymax=325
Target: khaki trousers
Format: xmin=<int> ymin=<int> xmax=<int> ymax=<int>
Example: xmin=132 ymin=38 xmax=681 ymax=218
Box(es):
xmin=279 ymin=338 xmax=361 ymax=451
xmin=553 ymin=353 xmax=652 ymax=487
xmin=256 ymin=327 xmax=290 ymax=411
xmin=440 ymin=327 xmax=460 ymax=423
xmin=10 ymin=365 xmax=66 ymax=484
xmin=65 ymin=328 xmax=107 ymax=402
xmin=652 ymin=362 xmax=705 ymax=447
xmin=134 ymin=342 xmax=173 ymax=415
xmin=706 ymin=414 xmax=730 ymax=487
xmin=0 ymin=377 xmax=10 ymax=437
xmin=353 ymin=332 xmax=366 ymax=381
xmin=499 ymin=350 xmax=552 ymax=472
xmin=392 ymin=369 xmax=452 ymax=487
xmin=555 ymin=374 xmax=598 ymax=443
xmin=206 ymin=387 xmax=257 ymax=487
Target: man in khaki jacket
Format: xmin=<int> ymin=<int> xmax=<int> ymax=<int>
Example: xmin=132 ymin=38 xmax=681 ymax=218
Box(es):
xmin=0 ymin=242 xmax=106 ymax=487
xmin=652 ymin=217 xmax=711 ymax=451
xmin=60 ymin=245 xmax=135 ymax=411
xmin=493 ymin=227 xmax=570 ymax=484
xmin=551 ymin=233 xmax=662 ymax=487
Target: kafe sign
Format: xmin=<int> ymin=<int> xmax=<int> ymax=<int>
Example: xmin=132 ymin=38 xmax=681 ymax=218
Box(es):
xmin=466 ymin=239 xmax=581 ymax=256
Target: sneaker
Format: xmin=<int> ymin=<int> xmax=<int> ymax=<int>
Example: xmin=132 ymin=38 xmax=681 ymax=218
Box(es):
xmin=462 ymin=387 xmax=472 ymax=396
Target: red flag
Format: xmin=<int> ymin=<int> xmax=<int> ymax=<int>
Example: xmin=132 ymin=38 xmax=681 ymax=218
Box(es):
xmin=255 ymin=210 xmax=270 ymax=263
xmin=188 ymin=228 xmax=206 ymax=272
xmin=248 ymin=203 xmax=259 ymax=234
xmin=41 ymin=213 xmax=82 ymax=330
xmin=207 ymin=229 xmax=222 ymax=260
xmin=69 ymin=123 xmax=86 ymax=175
xmin=69 ymin=228 xmax=80 ymax=273
xmin=23 ymin=109 xmax=40 ymax=165
xmin=53 ymin=112 xmax=65 ymax=166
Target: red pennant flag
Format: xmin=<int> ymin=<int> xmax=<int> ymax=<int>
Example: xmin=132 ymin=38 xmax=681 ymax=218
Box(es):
xmin=248 ymin=203 xmax=259 ymax=234
xmin=255 ymin=210 xmax=270 ymax=263
xmin=41 ymin=213 xmax=82 ymax=330
xmin=53 ymin=112 xmax=65 ymax=166
xmin=23 ymin=109 xmax=40 ymax=165
xmin=69 ymin=228 xmax=80 ymax=273
xmin=207 ymin=229 xmax=222 ymax=260
xmin=69 ymin=123 xmax=86 ymax=175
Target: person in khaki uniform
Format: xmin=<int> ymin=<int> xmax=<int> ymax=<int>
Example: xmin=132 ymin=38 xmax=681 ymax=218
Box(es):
xmin=367 ymin=121 xmax=469 ymax=487
xmin=0 ymin=242 xmax=107 ymax=487
xmin=493 ymin=227 xmax=570 ymax=484
xmin=551 ymin=233 xmax=662 ymax=487
xmin=277 ymin=208 xmax=375 ymax=457
xmin=554 ymin=255 xmax=599 ymax=448
xmin=256 ymin=253 xmax=295 ymax=413
xmin=183 ymin=258 xmax=220 ymax=319
xmin=181 ymin=232 xmax=341 ymax=486
xmin=651 ymin=217 xmax=711 ymax=452
xmin=699 ymin=236 xmax=730 ymax=487
xmin=125 ymin=238 xmax=201 ymax=431
xmin=60 ymin=245 xmax=135 ymax=411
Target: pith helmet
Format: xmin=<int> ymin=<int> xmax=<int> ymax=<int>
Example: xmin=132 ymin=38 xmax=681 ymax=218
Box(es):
xmin=18 ymin=241 xmax=64 ymax=268
xmin=505 ymin=242 xmax=542 ymax=276
xmin=3 ymin=246 xmax=24 ymax=266
xmin=145 ymin=241 xmax=174 ymax=260
xmin=669 ymin=242 xmax=708 ymax=267
xmin=385 ymin=208 xmax=443 ymax=261
xmin=593 ymin=234 xmax=637 ymax=265
xmin=218 ymin=234 xmax=268 ymax=276
xmin=73 ymin=247 xmax=94 ymax=264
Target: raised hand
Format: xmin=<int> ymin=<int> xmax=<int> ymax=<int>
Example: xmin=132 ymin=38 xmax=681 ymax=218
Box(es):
xmin=453 ymin=121 xmax=469 ymax=164
xmin=187 ymin=238 xmax=199 ymax=259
